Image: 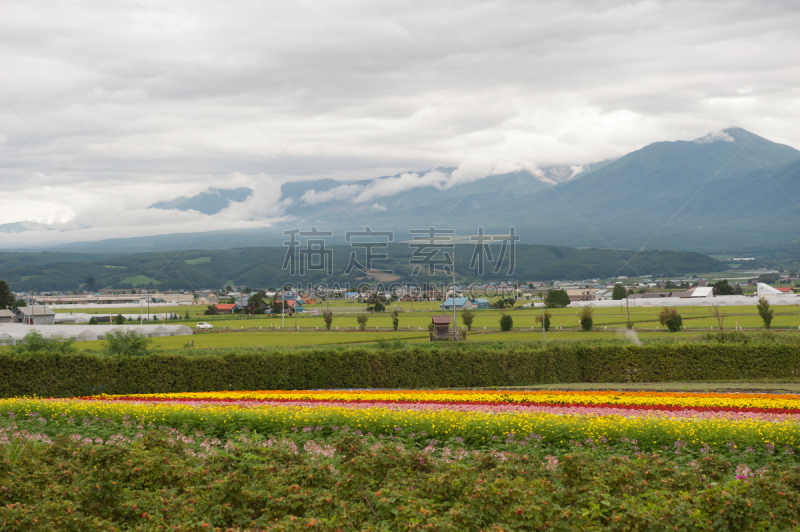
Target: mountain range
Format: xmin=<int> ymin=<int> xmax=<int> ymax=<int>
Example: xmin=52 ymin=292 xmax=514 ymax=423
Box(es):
xmin=7 ymin=127 xmax=799 ymax=254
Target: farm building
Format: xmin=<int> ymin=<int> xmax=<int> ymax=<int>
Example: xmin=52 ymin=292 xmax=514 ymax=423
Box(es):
xmin=0 ymin=309 xmax=14 ymax=324
xmin=430 ymin=315 xmax=452 ymax=340
xmin=13 ymin=305 xmax=55 ymax=325
xmin=471 ymin=298 xmax=491 ymax=309
xmin=439 ymin=297 xmax=473 ymax=310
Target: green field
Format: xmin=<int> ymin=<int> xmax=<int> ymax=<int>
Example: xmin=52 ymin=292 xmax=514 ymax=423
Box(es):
xmin=183 ymin=256 xmax=211 ymax=265
xmin=119 ymin=274 xmax=161 ymax=287
xmin=46 ymin=302 xmax=800 ymax=351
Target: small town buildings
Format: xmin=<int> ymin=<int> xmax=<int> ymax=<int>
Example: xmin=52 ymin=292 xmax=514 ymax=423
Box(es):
xmin=13 ymin=305 xmax=56 ymax=325
xmin=215 ymin=303 xmax=236 ymax=314
xmin=472 ymin=298 xmax=491 ymax=309
xmin=439 ymin=297 xmax=473 ymax=310
xmin=0 ymin=309 xmax=14 ymax=324
xmin=566 ymin=288 xmax=600 ymax=301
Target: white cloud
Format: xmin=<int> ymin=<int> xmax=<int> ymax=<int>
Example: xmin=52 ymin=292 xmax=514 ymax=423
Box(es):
xmin=694 ymin=130 xmax=736 ymax=144
xmin=1 ymin=0 xmax=800 ymax=245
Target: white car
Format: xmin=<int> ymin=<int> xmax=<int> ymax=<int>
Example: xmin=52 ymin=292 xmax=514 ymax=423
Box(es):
xmin=196 ymin=322 xmax=213 ymax=329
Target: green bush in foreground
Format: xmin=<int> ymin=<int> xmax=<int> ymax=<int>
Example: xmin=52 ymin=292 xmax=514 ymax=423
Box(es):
xmin=2 ymin=418 xmax=800 ymax=531
xmin=4 ymin=342 xmax=800 ymax=397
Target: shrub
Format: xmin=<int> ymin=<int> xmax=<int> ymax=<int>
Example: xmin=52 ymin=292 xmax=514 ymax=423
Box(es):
xmin=626 ymin=321 xmax=634 ymax=330
xmin=356 ymin=314 xmax=368 ymax=331
xmin=204 ymin=305 xmax=218 ymax=316
xmin=103 ymin=330 xmax=152 ymax=357
xmin=114 ymin=314 xmax=125 ymax=325
xmin=535 ymin=311 xmax=552 ymax=331
xmin=667 ymin=314 xmax=683 ymax=332
xmin=88 ymin=316 xmax=98 ymax=325
xmin=391 ymin=310 xmax=400 ymax=331
xmin=12 ymin=330 xmax=76 ymax=356
xmin=579 ymin=306 xmax=594 ymax=332
xmin=5 ymin=342 xmax=800 ymax=397
xmin=461 ymin=309 xmax=474 ymax=331
xmin=499 ymin=314 xmax=513 ymax=332
xmin=658 ymin=307 xmax=679 ymax=326
xmin=322 ymin=311 xmax=333 ymax=331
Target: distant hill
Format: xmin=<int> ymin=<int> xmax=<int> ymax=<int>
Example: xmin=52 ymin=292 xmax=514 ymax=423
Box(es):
xmin=10 ymin=127 xmax=799 ymax=255
xmin=0 ymin=245 xmax=726 ymax=292
xmin=149 ymin=187 xmax=253 ymax=215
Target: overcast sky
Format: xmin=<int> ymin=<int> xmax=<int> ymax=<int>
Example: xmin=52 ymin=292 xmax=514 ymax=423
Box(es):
xmin=1 ymin=0 xmax=799 ymax=246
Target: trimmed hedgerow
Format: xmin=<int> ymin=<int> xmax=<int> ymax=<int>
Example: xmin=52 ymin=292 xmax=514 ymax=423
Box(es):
xmin=2 ymin=342 xmax=800 ymax=397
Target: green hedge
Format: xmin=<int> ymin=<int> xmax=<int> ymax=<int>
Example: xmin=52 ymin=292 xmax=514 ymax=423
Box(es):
xmin=2 ymin=343 xmax=800 ymax=397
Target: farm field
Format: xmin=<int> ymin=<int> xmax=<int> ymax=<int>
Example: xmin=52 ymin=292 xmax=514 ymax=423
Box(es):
xmin=37 ymin=301 xmax=800 ymax=351
xmin=52 ymin=302 xmax=800 ymax=332
xmin=4 ymin=388 xmax=800 ymax=529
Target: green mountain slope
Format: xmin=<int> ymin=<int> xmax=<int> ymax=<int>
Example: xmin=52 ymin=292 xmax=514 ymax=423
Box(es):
xmin=0 ymin=245 xmax=725 ymax=292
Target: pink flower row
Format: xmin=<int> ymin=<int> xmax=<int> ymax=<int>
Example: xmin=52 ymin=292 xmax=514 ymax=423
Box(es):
xmin=97 ymin=398 xmax=800 ymax=422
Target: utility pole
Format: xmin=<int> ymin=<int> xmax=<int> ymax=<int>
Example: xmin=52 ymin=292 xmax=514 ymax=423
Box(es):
xmin=626 ymin=291 xmax=630 ymax=325
xmin=542 ymin=294 xmax=546 ymax=341
xmin=452 ymin=252 xmax=457 ymax=340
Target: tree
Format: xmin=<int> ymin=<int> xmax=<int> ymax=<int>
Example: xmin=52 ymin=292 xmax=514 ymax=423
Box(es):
xmin=103 ymin=330 xmax=151 ymax=357
xmin=368 ymin=301 xmax=385 ymax=313
xmin=0 ymin=280 xmax=14 ymax=309
xmin=204 ymin=305 xmax=219 ymax=316
xmin=499 ymin=314 xmax=513 ymax=332
xmin=659 ymin=306 xmax=682 ymax=331
xmin=356 ymin=314 xmax=368 ymax=331
xmin=391 ymin=310 xmax=400 ymax=331
xmin=710 ymin=305 xmax=725 ymax=330
xmin=322 ymin=310 xmax=333 ymax=331
xmin=461 ymin=308 xmax=475 ymax=331
xmin=12 ymin=298 xmax=26 ymax=310
xmin=184 ymin=311 xmax=190 ymax=319
xmin=495 ymin=297 xmax=516 ymax=309
xmin=757 ymin=297 xmax=774 ymax=330
xmin=667 ymin=314 xmax=683 ymax=332
xmin=579 ymin=306 xmax=594 ymax=331
xmin=248 ymin=293 xmax=265 ymax=315
xmin=535 ymin=311 xmax=552 ymax=331
xmin=658 ymin=306 xmax=679 ymax=326
xmin=712 ymin=279 xmax=736 ymax=296
xmin=544 ymin=289 xmax=570 ymax=308
xmin=757 ymin=274 xmax=778 ymax=285
xmin=89 ymin=316 xmax=98 ymax=325
xmin=611 ymin=284 xmax=627 ymax=300
xmin=114 ymin=314 xmax=125 ymax=325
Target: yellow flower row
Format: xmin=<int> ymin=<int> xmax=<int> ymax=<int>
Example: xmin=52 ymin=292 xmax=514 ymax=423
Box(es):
xmin=3 ymin=397 xmax=799 ymax=449
xmin=110 ymin=389 xmax=800 ymax=410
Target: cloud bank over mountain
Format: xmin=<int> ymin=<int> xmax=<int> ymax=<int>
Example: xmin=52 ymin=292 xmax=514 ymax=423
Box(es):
xmin=1 ymin=0 xmax=800 ymax=246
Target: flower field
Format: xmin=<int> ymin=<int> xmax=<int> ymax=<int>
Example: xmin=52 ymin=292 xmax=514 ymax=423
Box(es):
xmin=4 ymin=389 xmax=800 ymax=453
xmin=5 ymin=388 xmax=800 ymax=529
